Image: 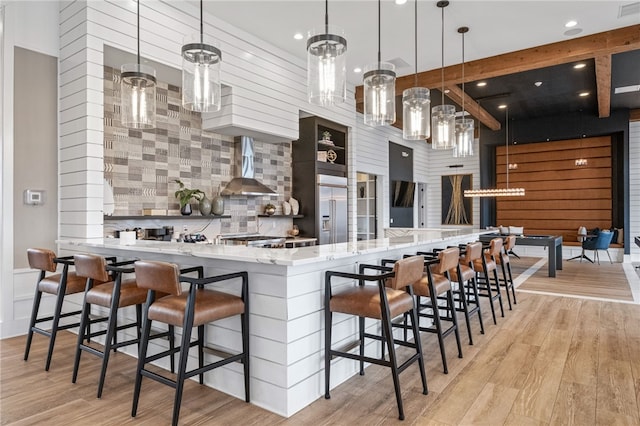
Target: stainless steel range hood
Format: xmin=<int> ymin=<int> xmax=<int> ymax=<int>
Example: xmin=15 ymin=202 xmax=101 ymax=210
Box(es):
xmin=221 ymin=136 xmax=277 ymax=196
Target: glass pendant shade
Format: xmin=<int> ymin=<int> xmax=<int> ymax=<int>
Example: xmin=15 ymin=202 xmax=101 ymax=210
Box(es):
xmin=182 ymin=35 xmax=221 ymax=112
xmin=431 ymin=104 xmax=456 ymax=149
xmin=120 ymin=63 xmax=156 ymax=129
xmin=307 ymin=25 xmax=347 ymax=106
xmin=402 ymin=87 xmax=431 ymax=140
xmin=454 ymin=117 xmax=474 ymax=157
xmin=364 ymin=62 xmax=396 ymax=126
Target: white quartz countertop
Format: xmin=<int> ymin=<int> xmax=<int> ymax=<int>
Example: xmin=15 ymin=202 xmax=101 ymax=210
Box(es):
xmin=58 ymin=228 xmax=489 ymax=267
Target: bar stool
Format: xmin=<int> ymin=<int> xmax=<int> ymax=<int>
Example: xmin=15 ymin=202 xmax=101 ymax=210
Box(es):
xmin=324 ymin=256 xmax=428 ymax=421
xmin=473 ymin=238 xmax=505 ymax=325
xmin=448 ymin=242 xmax=485 ymax=345
xmin=132 ymin=261 xmax=250 ymax=426
xmin=25 ymin=248 xmax=90 ymax=371
xmin=412 ymin=247 xmax=463 ymax=374
xmin=496 ymin=235 xmax=517 ymax=309
xmin=72 ymin=253 xmax=174 ymax=398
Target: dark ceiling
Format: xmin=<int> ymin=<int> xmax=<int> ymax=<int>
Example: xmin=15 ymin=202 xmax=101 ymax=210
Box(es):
xmin=426 ymin=49 xmax=640 ymax=126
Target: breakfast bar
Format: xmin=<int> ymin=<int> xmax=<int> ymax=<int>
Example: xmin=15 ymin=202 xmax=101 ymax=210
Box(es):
xmin=58 ymin=228 xmax=487 ymax=417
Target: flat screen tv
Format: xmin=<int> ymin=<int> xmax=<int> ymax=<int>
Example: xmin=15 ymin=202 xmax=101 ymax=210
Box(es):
xmin=392 ymin=180 xmax=415 ymax=207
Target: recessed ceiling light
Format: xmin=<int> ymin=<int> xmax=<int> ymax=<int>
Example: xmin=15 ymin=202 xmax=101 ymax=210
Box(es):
xmin=498 ymin=104 xmax=507 ymax=109
xmin=534 ymin=81 xmax=543 ymax=87
xmin=477 ymin=82 xmax=487 ymax=87
xmin=293 ymin=33 xmax=303 ymax=40
xmin=579 ymin=91 xmax=590 ymax=97
xmin=564 ymin=28 xmax=583 ymax=37
xmin=565 ymin=20 xmax=577 ymax=28
xmin=353 ymin=67 xmax=362 ymax=73
xmin=395 ymin=0 xmax=408 ymax=4
xmin=574 ymin=63 xmax=586 ymax=69
xmin=444 ymin=89 xmax=450 ymax=94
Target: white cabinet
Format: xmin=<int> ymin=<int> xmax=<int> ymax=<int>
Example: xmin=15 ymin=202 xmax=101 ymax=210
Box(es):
xmin=356 ymin=173 xmax=377 ymax=241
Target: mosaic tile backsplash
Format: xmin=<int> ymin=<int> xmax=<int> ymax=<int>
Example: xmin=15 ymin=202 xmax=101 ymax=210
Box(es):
xmin=103 ymin=66 xmax=292 ymax=234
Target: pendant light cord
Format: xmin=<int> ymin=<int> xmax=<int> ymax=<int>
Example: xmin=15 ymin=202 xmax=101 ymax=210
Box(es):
xmin=200 ymin=0 xmax=203 ymax=44
xmin=136 ymin=0 xmax=140 ymax=66
xmin=461 ymin=31 xmax=465 ymax=116
xmin=440 ymin=3 xmax=444 ymax=106
xmin=506 ymin=107 xmax=509 ymax=189
xmin=377 ymin=0 xmax=381 ymax=67
xmin=414 ymin=0 xmax=417 ymax=86
xmin=325 ymin=0 xmax=329 ymax=33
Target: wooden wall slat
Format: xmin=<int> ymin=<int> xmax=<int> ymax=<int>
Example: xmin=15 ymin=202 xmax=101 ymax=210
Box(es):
xmin=499 ymin=199 xmax=611 ymax=210
xmin=496 ymin=136 xmax=612 ymax=237
xmin=497 ymin=168 xmax=611 ymax=183
xmin=498 ymin=147 xmax=610 ymax=163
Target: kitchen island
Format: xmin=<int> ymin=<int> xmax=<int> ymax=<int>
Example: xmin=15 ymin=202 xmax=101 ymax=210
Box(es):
xmin=58 ymin=228 xmax=488 ymax=417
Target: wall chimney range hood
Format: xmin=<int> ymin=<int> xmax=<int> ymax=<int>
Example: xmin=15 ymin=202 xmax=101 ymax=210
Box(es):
xmin=221 ymin=136 xmax=277 ymax=196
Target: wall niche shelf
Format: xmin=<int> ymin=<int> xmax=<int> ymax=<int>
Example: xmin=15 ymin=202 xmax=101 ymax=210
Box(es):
xmin=104 ymin=215 xmax=231 ymax=220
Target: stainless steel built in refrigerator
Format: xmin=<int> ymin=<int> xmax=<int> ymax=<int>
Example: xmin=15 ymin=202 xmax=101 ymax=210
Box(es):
xmin=318 ymin=175 xmax=348 ymax=244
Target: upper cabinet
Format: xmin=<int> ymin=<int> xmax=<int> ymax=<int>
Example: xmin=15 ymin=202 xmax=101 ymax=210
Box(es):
xmin=293 ymin=116 xmax=348 ymax=177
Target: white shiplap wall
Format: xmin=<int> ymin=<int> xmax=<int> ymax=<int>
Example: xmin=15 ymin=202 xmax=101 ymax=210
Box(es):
xmin=629 ymin=121 xmax=639 ymax=262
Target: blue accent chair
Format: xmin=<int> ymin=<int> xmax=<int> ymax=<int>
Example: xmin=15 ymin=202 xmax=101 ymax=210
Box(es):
xmin=582 ymin=230 xmax=614 ymax=264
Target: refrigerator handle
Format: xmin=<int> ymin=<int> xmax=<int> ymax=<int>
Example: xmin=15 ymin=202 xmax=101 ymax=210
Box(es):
xmin=331 ymin=199 xmax=336 ymax=244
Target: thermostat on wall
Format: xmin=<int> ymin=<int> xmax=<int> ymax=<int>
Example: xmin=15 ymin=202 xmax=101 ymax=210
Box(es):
xmin=24 ymin=189 xmax=45 ymax=205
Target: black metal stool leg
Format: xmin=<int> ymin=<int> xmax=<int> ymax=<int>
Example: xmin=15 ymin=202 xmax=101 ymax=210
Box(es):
xmin=24 ymin=286 xmax=43 ymax=362
xmin=381 ymin=308 xmax=404 ymax=421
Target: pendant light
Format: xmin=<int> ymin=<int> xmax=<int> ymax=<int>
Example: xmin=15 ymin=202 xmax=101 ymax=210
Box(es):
xmin=364 ymin=0 xmax=396 ymax=126
xmin=402 ymin=0 xmax=430 ymax=140
xmin=307 ymin=0 xmax=347 ymax=106
xmin=121 ymin=0 xmax=156 ymax=129
xmin=464 ymin=107 xmax=525 ymax=197
xmin=454 ymin=26 xmax=474 ymax=157
xmin=182 ymin=0 xmax=222 ymax=112
xmin=575 ymin=109 xmax=588 ymax=166
xmin=431 ymin=1 xmax=455 ymax=149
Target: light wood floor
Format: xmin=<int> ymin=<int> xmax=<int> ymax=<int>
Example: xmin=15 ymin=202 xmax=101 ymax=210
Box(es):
xmin=516 ymin=256 xmax=634 ymax=301
xmin=2 ymin=262 xmax=640 ymax=425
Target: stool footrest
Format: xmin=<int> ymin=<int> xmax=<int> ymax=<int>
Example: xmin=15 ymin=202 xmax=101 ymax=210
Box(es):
xmin=141 ymin=368 xmax=177 ymax=388
xmin=185 ymin=353 xmax=244 ymax=380
xmin=329 ymin=349 xmax=391 ymax=368
xmin=35 ymin=309 xmax=83 ymax=324
xmin=332 ymin=339 xmax=361 ymax=357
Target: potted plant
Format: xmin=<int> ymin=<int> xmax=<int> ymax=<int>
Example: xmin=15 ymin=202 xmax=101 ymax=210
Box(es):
xmin=174 ymin=179 xmax=204 ymax=216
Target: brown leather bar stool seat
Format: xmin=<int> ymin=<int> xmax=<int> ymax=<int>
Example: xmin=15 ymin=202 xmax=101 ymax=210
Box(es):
xmin=325 ymin=256 xmax=428 ymax=421
xmin=412 ymin=247 xmax=463 ymax=374
xmin=25 ymin=248 xmax=89 ymax=371
xmin=448 ymin=242 xmax=485 ymax=345
xmin=132 ymin=261 xmax=250 ymax=426
xmin=495 ymin=235 xmax=517 ymax=309
xmin=72 ymin=254 xmax=175 ymax=398
xmin=472 ymin=238 xmax=505 ymax=325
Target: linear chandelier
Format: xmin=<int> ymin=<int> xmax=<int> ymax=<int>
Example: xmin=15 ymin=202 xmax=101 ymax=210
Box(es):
xmin=121 ymin=0 xmax=156 ymax=129
xmin=431 ymin=1 xmax=455 ymax=149
xmin=307 ymin=0 xmax=347 ymax=106
xmin=402 ymin=0 xmax=430 ymax=140
xmin=464 ymin=107 xmax=525 ymax=198
xmin=181 ymin=0 xmax=222 ymax=112
xmin=363 ymin=0 xmax=396 ymax=126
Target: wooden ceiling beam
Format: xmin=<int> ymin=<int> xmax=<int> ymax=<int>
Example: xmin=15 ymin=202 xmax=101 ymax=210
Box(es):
xmin=444 ymin=85 xmax=501 ymax=131
xmin=595 ymin=55 xmax=612 ymax=118
xmin=355 ymin=24 xmax=640 ymax=104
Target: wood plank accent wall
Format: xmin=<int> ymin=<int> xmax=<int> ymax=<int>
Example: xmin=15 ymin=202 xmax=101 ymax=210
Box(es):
xmin=496 ymin=136 xmax=612 ymax=243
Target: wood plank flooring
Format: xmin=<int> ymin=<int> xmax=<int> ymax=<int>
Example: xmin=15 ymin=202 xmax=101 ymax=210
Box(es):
xmin=515 ymin=256 xmax=634 ymax=301
xmin=2 ymin=262 xmax=640 ymax=425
